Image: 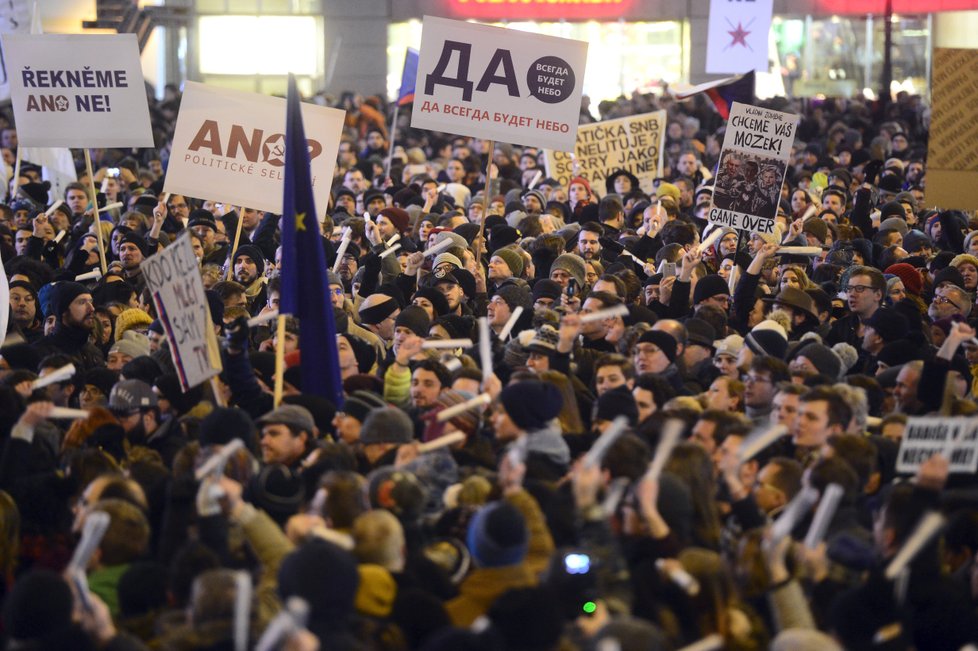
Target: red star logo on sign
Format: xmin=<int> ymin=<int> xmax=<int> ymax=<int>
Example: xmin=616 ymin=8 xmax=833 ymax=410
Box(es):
xmin=728 ymin=21 xmax=751 ymax=48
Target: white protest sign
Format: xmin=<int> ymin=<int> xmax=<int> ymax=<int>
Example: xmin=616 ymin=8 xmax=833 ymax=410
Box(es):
xmin=1 ymin=33 xmax=153 ymax=147
xmin=709 ymin=102 xmax=797 ymax=235
xmin=411 ymin=15 xmax=588 ymax=151
xmin=140 ymin=233 xmax=222 ymax=391
xmin=706 ymin=0 xmax=773 ymax=75
xmin=544 ymin=111 xmax=666 ymax=197
xmin=0 ymin=0 xmax=32 ymax=102
xmin=896 ymin=417 xmax=978 ymax=474
xmin=165 ymin=82 xmax=345 ymax=216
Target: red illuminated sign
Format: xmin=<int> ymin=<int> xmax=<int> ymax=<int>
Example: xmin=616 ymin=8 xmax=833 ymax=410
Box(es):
xmin=817 ymin=0 xmax=978 ymax=13
xmin=447 ymin=0 xmax=636 ymax=21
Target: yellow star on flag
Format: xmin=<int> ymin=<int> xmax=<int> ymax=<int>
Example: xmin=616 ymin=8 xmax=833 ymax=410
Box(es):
xmin=295 ymin=212 xmax=307 ymax=232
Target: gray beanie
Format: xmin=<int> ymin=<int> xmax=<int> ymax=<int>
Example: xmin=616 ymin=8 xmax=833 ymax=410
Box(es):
xmin=360 ymin=406 xmax=414 ymax=445
xmin=796 ymin=343 xmax=842 ymax=379
xmin=549 ymin=253 xmax=587 ymax=288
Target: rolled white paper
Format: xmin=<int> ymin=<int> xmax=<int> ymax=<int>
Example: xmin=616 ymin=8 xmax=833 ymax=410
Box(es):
xmin=578 ymin=304 xmax=629 ymax=324
xmin=727 ymin=265 xmax=740 ymax=295
xmin=655 ymin=558 xmax=701 ymax=596
xmin=645 ymin=418 xmax=684 ymax=482
xmin=98 ymin=201 xmax=124 ymax=213
xmin=677 ymin=634 xmax=724 ymax=651
xmin=419 ymin=431 xmax=467 ymax=453
xmin=478 ymin=317 xmax=492 ymax=383
xmin=884 ymin=511 xmax=946 ymax=579
xmin=161 ymin=192 xmax=170 ymax=205
xmin=44 ymin=199 xmax=64 ymax=217
xmin=386 ymin=233 xmax=401 ymax=247
xmin=233 ymin=571 xmax=252 ymax=651
xmin=583 ymin=415 xmax=629 ymax=468
xmin=423 ymin=237 xmax=455 ymax=258
xmin=507 ymin=434 xmax=529 ymax=468
xmin=422 ymin=338 xmax=473 ymax=349
xmin=247 ymin=311 xmax=280 ymax=328
xmin=804 ymin=483 xmax=845 ymax=549
xmin=441 ymin=356 xmax=463 ymax=372
xmin=777 ymin=246 xmax=822 ymax=256
xmin=331 ymin=230 xmax=352 ymax=273
xmin=68 ymin=510 xmax=110 ymax=572
xmin=362 ymin=211 xmax=372 ymax=223
xmin=436 ymin=394 xmax=491 ymax=423
xmin=622 ymin=250 xmax=649 ymax=275
xmin=378 ymin=243 xmax=402 ymax=259
xmin=255 ymin=597 xmax=310 ymax=651
xmin=308 ymin=487 xmax=327 ymax=515
xmin=32 ymin=363 xmax=77 ymax=389
xmin=738 ymin=424 xmax=788 ymax=463
xmin=527 ymin=170 xmax=543 ymax=189
xmin=696 ymin=227 xmax=724 ymax=255
xmin=770 ymin=486 xmax=819 ymax=544
xmin=195 ymin=439 xmax=245 ymax=481
xmin=47 ymin=407 xmax=90 ymax=420
xmin=497 ymin=305 xmax=524 ymax=341
xmin=54 ymin=230 xmax=67 ymax=243
xmin=75 ymin=268 xmax=102 ymax=282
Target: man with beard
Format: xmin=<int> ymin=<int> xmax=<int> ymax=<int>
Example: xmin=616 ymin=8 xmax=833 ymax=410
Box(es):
xmin=108 ymin=379 xmax=186 ymax=465
xmin=576 ymin=222 xmax=603 ymax=261
xmin=118 ymin=232 xmax=151 ymax=295
xmin=231 ymin=245 xmax=268 ymax=316
xmin=36 ymin=281 xmax=105 ymax=370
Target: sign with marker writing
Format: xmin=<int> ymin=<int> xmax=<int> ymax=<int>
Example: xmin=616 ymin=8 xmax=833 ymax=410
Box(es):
xmin=544 ymin=111 xmax=666 ymax=197
xmin=1 ymin=33 xmax=153 ymax=147
xmin=141 ymin=233 xmax=222 ymax=391
xmin=411 ymin=15 xmax=588 ymax=151
xmin=709 ymin=102 xmax=797 ymax=235
xmin=706 ymin=0 xmax=773 ymax=74
xmin=925 ymin=49 xmax=978 ymax=211
xmin=165 ymin=82 xmax=345 ymax=215
xmin=896 ymin=416 xmax=978 ymax=474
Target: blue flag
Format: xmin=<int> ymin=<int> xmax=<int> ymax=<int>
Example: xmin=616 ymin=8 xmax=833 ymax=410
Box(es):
xmin=279 ymin=75 xmax=344 ymax=408
xmin=397 ymin=48 xmax=419 ymax=106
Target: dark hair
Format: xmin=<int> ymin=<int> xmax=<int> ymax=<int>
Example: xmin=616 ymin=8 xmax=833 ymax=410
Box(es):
xmin=412 ymin=359 xmax=451 ymax=388
xmin=602 ymin=433 xmax=651 ymax=480
xmin=584 ymin=290 xmax=621 ymax=310
xmin=828 ymin=434 xmax=878 ymax=491
xmin=762 ymin=457 xmax=803 ymax=501
xmin=750 ymin=356 xmax=790 ymax=384
xmin=660 ymin=221 xmax=696 ymax=247
xmin=848 ymin=265 xmax=886 ymax=294
xmin=800 ymin=386 xmax=852 ymax=429
xmin=808 ymin=456 xmax=860 ymax=504
xmin=594 ymin=353 xmax=635 ymax=382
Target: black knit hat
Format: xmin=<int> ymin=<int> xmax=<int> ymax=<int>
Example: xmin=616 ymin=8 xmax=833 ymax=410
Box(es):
xmin=233 ymin=244 xmax=266 ymax=276
xmin=412 ymin=287 xmax=450 ymax=317
xmin=692 ymin=274 xmax=730 ymax=305
xmin=594 ymin=385 xmax=639 ymax=425
xmin=637 ymin=330 xmax=677 ymax=363
xmin=48 ymin=281 xmax=90 ymax=319
xmin=2 ymin=570 xmax=74 ymax=641
xmin=120 ymin=232 xmax=151 ymax=258
xmin=199 ymin=407 xmax=257 ymax=446
xmin=745 ymin=329 xmax=788 ymax=360
xmin=498 ymin=380 xmax=563 ymax=431
xmin=394 ymin=305 xmax=431 ymax=337
xmin=277 ymin=539 xmax=359 ymax=629
xmin=342 ymin=390 xmax=386 ymax=423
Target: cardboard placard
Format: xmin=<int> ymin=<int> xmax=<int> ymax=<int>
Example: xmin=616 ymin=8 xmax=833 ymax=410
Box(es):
xmin=896 ymin=417 xmax=978 ymax=474
xmin=1 ymin=33 xmax=153 ymax=147
xmin=165 ymin=82 xmax=345 ymax=216
xmin=925 ymin=48 xmax=978 ymax=212
xmin=411 ymin=15 xmax=588 ymax=151
xmin=543 ymin=111 xmax=666 ymax=197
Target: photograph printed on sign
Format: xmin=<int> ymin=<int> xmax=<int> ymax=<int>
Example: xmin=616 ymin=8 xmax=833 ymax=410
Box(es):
xmin=712 ymin=149 xmax=785 ymax=219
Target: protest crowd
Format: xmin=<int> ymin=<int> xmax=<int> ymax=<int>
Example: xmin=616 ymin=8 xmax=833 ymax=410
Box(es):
xmin=2 ymin=77 xmax=978 ymax=651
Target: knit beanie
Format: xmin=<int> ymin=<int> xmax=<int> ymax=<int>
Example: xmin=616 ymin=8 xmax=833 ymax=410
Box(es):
xmin=379 ymin=207 xmax=410 ymax=234
xmin=522 ymin=189 xmax=546 ymax=211
xmin=637 ymin=330 xmax=677 ymax=363
xmin=494 ymin=284 xmax=532 ymax=313
xmin=394 ymin=305 xmax=430 ymax=337
xmin=490 ymin=225 xmax=521 ymax=252
xmin=802 ymin=217 xmax=828 ymax=243
xmin=199 ymin=406 xmax=257 ymax=446
xmin=233 ymin=244 xmax=266 ymax=276
xmin=714 ymin=334 xmax=745 ymax=359
xmin=950 ymin=253 xmax=978 ymax=272
xmin=432 ymin=252 xmax=463 ymax=270
xmin=48 ymin=281 xmax=89 ymax=320
xmin=745 ymin=328 xmax=788 ymax=360
xmin=109 ymin=331 xmax=151 ymax=359
xmin=794 ymin=342 xmax=842 ymax=378
xmin=120 ymin=232 xmax=151 ymax=258
xmin=358 ymin=294 xmax=399 ymax=326
xmin=466 ymin=501 xmax=528 ymax=568
xmin=933 ymin=266 xmax=965 ymax=289
xmin=549 ymin=253 xmax=587 ymax=288
xmin=532 ymin=279 xmax=562 ymax=303
xmin=902 ymin=230 xmax=932 ymax=254
xmin=692 ymin=274 xmax=730 ymax=305
xmin=2 ymin=570 xmax=74 ymax=641
xmin=569 ymin=176 xmax=591 ymax=197
xmin=412 ymin=287 xmax=450 ymax=317
xmin=360 ymin=406 xmax=414 ymax=445
xmin=498 ymin=380 xmax=563 ymax=431
xmin=342 ymin=390 xmax=387 ymax=424
xmin=355 ymin=565 xmax=396 ymax=618
xmin=493 ymin=247 xmax=524 ymax=278
xmin=114 ymin=308 xmax=153 ymax=342
xmin=277 ymin=539 xmax=359 ymax=628
xmin=884 ymin=263 xmax=923 ymax=295
xmin=594 ymin=385 xmax=639 ymax=425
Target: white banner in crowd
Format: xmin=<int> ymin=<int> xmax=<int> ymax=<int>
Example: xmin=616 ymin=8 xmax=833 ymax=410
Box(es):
xmin=165 ymin=82 xmax=345 ymax=216
xmin=411 ymin=15 xmax=588 ymax=151
xmin=709 ymin=102 xmax=797 ymax=235
xmin=141 ymin=233 xmax=222 ymax=392
xmin=705 ymin=0 xmax=773 ymax=74
xmin=544 ymin=111 xmax=666 ymax=197
xmin=1 ymin=33 xmax=153 ymax=147
xmin=896 ymin=417 xmax=978 ymax=475
xmin=0 ymin=0 xmax=31 ymax=102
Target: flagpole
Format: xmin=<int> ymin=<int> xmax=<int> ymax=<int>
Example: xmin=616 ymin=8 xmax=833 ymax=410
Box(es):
xmin=475 ymin=140 xmax=495 ymax=268
xmin=273 ymin=314 xmax=286 ymax=407
xmin=83 ymin=149 xmax=108 ymax=274
xmin=384 ymin=103 xmax=400 ymax=182
xmin=226 ymin=206 xmax=244 ymax=281
xmin=10 ymin=147 xmax=21 ymax=203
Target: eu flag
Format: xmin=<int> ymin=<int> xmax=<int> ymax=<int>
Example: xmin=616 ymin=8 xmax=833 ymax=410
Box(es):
xmin=279 ymin=75 xmax=344 ymax=408
xmin=397 ymin=48 xmax=419 ymax=106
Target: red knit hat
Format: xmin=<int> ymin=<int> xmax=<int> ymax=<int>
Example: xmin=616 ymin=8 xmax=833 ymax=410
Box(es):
xmin=885 ymin=262 xmax=923 ymax=295
xmin=569 ymin=176 xmax=592 ymax=197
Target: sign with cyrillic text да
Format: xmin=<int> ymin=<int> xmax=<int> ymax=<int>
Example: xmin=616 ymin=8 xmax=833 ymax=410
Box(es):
xmin=1 ymin=33 xmax=153 ymax=147
xmin=164 ymin=82 xmax=345 ymax=216
xmin=411 ymin=15 xmax=588 ymax=151
xmin=709 ymin=102 xmax=797 ymax=235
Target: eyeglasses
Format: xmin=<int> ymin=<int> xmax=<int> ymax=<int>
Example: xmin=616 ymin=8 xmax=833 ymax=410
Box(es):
xmin=744 ymin=374 xmax=772 ymax=385
xmin=932 ymin=295 xmax=963 ymax=310
xmin=844 ymin=284 xmax=875 ymax=294
xmin=330 ymin=288 xmax=344 ymax=296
